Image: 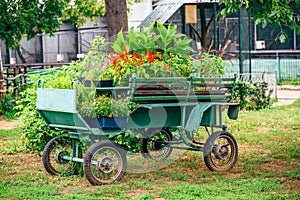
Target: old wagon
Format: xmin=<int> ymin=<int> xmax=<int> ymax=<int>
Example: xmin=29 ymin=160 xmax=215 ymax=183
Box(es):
xmin=37 ymin=75 xmax=239 ymax=185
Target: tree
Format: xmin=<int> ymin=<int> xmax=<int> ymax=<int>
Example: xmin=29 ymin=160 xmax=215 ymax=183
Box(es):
xmin=0 ymin=0 xmax=69 ymax=49
xmin=193 ymin=0 xmax=300 ymax=51
xmin=0 ymin=0 xmax=142 ymax=50
xmin=220 ymin=0 xmax=300 ymax=43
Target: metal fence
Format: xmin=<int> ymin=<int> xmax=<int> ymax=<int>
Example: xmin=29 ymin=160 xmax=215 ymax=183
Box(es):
xmin=0 ymin=63 xmax=68 ymax=97
xmin=225 ymin=56 xmax=300 ymax=81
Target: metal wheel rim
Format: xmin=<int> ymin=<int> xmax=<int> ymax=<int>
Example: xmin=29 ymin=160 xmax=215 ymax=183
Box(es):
xmin=90 ymin=146 xmax=123 ymax=184
xmin=210 ymin=135 xmax=236 ymax=170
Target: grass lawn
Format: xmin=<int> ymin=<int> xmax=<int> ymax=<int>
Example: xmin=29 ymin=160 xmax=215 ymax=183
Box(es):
xmin=0 ymin=100 xmax=299 ymax=199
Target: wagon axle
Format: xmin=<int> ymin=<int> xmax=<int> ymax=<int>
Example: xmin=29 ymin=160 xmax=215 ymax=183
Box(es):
xmin=97 ymin=157 xmax=114 ymax=174
xmin=55 ymin=150 xmax=69 ymax=165
xmin=213 ymin=145 xmax=229 ymax=160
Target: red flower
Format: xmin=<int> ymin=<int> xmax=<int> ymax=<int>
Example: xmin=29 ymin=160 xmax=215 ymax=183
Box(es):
xmin=146 ymin=49 xmax=155 ymax=64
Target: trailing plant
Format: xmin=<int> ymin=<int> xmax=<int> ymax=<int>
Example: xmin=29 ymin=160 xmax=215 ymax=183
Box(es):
xmin=14 ymin=86 xmax=62 ymax=153
xmin=14 ymin=66 xmax=75 ymax=153
xmin=233 ymin=80 xmax=272 ymax=110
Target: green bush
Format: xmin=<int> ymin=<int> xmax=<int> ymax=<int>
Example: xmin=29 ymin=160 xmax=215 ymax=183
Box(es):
xmin=233 ymin=80 xmax=272 ymax=110
xmin=0 ymin=92 xmax=17 ymax=117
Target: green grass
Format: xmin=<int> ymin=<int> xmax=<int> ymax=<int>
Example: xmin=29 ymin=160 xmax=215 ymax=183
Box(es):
xmin=279 ymin=79 xmax=300 ymax=85
xmin=0 ymin=100 xmax=300 ymax=199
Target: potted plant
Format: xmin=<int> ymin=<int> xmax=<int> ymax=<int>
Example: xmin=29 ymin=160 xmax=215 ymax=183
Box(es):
xmin=94 ymin=95 xmax=138 ymax=128
xmin=78 ymin=94 xmax=138 ymax=128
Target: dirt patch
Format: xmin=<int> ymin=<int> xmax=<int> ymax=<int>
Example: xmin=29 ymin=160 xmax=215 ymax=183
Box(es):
xmin=0 ymin=116 xmax=20 ymax=130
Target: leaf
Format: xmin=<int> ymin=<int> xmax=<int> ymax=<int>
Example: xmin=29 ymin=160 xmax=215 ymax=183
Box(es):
xmin=278 ymin=33 xmax=286 ymax=43
xmin=112 ymin=30 xmax=128 ymax=53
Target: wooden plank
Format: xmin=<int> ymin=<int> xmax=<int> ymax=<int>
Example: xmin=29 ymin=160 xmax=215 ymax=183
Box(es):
xmin=192 ymin=83 xmax=234 ymax=88
xmin=132 ymin=95 xmax=230 ymax=102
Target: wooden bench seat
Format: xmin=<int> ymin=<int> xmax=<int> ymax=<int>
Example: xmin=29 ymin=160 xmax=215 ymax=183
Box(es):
xmin=129 ymin=75 xmax=237 ymax=103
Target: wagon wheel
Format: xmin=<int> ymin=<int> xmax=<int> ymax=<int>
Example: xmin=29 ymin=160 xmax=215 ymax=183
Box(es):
xmin=83 ymin=140 xmax=127 ymax=185
xmin=203 ymin=131 xmax=238 ymax=171
xmin=42 ymin=136 xmax=80 ymax=176
xmin=140 ymin=128 xmax=173 ymax=159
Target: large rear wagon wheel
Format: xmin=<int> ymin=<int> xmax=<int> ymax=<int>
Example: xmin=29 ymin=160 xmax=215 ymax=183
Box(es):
xmin=140 ymin=128 xmax=172 ymax=159
xmin=83 ymin=140 xmax=127 ymax=185
xmin=203 ymin=131 xmax=238 ymax=171
xmin=42 ymin=136 xmax=79 ymax=176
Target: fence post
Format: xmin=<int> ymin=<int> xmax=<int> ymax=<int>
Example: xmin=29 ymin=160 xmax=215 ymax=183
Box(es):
xmin=13 ymin=66 xmax=18 ymax=97
xmin=277 ymin=54 xmax=281 ymax=83
xmin=0 ymin=47 xmax=3 ymax=97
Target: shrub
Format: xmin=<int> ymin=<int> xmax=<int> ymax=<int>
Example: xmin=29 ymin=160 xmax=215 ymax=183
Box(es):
xmin=0 ymin=92 xmax=17 ymax=116
xmin=233 ymin=80 xmax=272 ymax=110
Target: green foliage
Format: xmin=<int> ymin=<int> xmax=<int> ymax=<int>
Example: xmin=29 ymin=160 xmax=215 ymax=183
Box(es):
xmin=108 ymin=131 xmax=140 ymax=153
xmin=279 ymin=79 xmax=300 ymax=85
xmin=192 ymin=52 xmax=225 ymax=77
xmin=93 ymin=96 xmax=137 ymax=118
xmin=112 ymin=23 xmax=193 ymax=57
xmin=219 ymin=0 xmax=300 ymax=43
xmin=62 ymin=0 xmax=106 ymax=28
xmin=14 ymin=66 xmax=76 ymax=153
xmin=0 ymin=92 xmax=17 ymax=116
xmin=233 ymin=80 xmax=272 ymax=110
xmin=0 ymin=0 xmax=142 ymax=48
xmin=0 ymin=0 xmax=69 ymax=49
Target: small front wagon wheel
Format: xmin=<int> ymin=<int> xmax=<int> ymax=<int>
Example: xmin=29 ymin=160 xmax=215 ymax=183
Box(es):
xmin=83 ymin=140 xmax=127 ymax=185
xmin=203 ymin=131 xmax=238 ymax=171
xmin=42 ymin=136 xmax=79 ymax=176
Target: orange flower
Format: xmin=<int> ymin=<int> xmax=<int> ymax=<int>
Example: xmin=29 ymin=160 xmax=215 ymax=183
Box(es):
xmin=163 ymin=64 xmax=169 ymax=70
xmin=108 ymin=113 xmax=113 ymax=118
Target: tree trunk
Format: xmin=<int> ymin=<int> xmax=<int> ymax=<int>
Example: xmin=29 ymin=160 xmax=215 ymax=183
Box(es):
xmin=105 ymin=0 xmax=128 ymax=37
xmin=16 ymin=47 xmax=26 ymax=63
xmin=199 ymin=4 xmax=208 ymax=51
